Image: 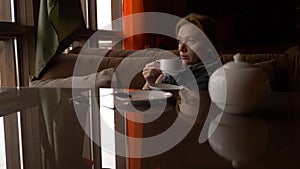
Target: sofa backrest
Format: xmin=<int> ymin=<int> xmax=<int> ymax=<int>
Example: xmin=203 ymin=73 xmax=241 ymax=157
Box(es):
xmin=39 ymin=47 xmax=300 ymax=91
xmin=219 ymin=53 xmax=300 ymax=91
xmin=40 ymin=48 xmax=179 ymax=89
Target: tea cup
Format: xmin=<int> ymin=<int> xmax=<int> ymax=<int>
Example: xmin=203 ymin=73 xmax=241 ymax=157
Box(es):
xmin=156 ymin=58 xmax=183 ymax=76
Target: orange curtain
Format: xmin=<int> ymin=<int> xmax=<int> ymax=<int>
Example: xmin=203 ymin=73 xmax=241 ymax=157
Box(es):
xmin=126 ymin=112 xmax=144 ymax=169
xmin=123 ymin=89 xmax=144 ymax=169
xmin=123 ymin=0 xmax=146 ymax=49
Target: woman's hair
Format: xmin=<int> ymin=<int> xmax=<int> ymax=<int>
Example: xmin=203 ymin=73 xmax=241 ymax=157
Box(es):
xmin=175 ymin=13 xmax=220 ymax=52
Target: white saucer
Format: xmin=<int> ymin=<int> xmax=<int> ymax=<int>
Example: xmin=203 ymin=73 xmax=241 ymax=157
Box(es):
xmin=149 ymin=83 xmax=183 ymax=91
xmin=115 ymin=90 xmax=172 ymax=105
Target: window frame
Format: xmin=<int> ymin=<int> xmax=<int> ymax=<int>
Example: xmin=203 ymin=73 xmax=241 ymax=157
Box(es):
xmin=1 ymin=1 xmax=124 ymax=169
xmin=0 ymin=0 xmax=35 ymax=87
xmin=0 ymin=1 xmax=36 ymax=169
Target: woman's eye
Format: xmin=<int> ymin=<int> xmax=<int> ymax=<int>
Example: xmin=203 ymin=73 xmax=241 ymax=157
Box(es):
xmin=186 ymin=39 xmax=195 ymax=45
xmin=177 ymin=39 xmax=196 ymax=45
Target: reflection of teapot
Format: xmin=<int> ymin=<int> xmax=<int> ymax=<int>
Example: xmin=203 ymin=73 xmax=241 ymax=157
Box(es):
xmin=208 ymin=53 xmax=271 ymax=113
xmin=208 ymin=113 xmax=268 ymax=168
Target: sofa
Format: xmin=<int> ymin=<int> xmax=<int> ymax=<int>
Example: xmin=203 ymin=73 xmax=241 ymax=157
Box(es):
xmin=31 ymin=45 xmax=300 ymax=92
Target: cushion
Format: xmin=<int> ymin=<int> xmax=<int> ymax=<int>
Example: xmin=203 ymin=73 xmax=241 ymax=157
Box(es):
xmin=284 ymin=45 xmax=300 ymax=55
xmin=30 ymin=68 xmax=115 ymax=89
xmin=68 ymin=46 xmax=112 ymax=56
xmin=106 ymin=49 xmax=136 ymax=58
xmin=40 ymin=54 xmax=123 ymax=80
xmin=254 ymin=59 xmax=277 ymax=90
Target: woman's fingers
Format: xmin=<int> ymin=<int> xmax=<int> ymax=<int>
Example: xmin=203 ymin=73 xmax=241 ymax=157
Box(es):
xmin=142 ymin=61 xmax=163 ymax=83
xmin=144 ymin=61 xmax=159 ymax=69
xmin=142 ymin=69 xmax=159 ymax=79
xmin=155 ymin=74 xmax=164 ymax=84
xmin=142 ymin=67 xmax=162 ymax=84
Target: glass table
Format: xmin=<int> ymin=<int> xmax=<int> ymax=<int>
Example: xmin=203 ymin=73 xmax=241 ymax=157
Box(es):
xmin=0 ymin=87 xmax=299 ymax=169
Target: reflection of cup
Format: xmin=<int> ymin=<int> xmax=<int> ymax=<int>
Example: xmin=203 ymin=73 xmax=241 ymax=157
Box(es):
xmin=156 ymin=58 xmax=182 ymax=76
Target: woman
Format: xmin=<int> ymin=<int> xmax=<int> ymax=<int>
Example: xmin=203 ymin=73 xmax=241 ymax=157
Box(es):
xmin=142 ymin=13 xmax=221 ymax=90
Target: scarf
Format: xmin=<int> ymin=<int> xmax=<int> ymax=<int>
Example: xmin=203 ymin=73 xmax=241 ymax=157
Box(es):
xmin=162 ymin=60 xmax=221 ymax=90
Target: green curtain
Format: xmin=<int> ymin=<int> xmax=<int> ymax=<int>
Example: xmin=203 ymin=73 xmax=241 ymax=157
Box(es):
xmin=35 ymin=0 xmax=86 ymax=78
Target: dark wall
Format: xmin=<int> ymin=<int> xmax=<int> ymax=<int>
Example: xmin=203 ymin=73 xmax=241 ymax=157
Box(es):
xmin=187 ymin=0 xmax=297 ymax=46
xmin=145 ymin=0 xmax=298 ymax=51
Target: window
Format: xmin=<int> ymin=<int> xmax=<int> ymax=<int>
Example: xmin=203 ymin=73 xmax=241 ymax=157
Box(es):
xmin=97 ymin=0 xmax=112 ymax=30
xmin=0 ymin=0 xmax=17 ymax=87
xmin=0 ymin=1 xmax=35 ymax=169
xmin=1 ymin=1 xmax=123 ymax=168
xmin=0 ymin=0 xmax=35 ymax=87
xmin=76 ymin=0 xmax=123 ymax=49
xmin=96 ymin=0 xmax=113 ymax=49
xmin=2 ymin=0 xmax=123 ymax=84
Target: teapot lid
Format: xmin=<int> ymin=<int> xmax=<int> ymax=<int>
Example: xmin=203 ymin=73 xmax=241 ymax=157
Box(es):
xmin=224 ymin=53 xmax=254 ymax=69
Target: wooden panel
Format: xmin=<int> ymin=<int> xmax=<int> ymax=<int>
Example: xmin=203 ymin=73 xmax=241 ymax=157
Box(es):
xmin=111 ymin=0 xmax=122 ymax=27
xmin=88 ymin=0 xmax=97 ymax=30
xmin=3 ymin=113 xmax=21 ymax=169
xmin=80 ymin=0 xmax=87 ymax=26
xmin=15 ymin=0 xmax=35 ymax=85
xmin=0 ymin=22 xmax=33 ymax=36
xmin=0 ymin=0 xmax=12 ymax=22
xmin=21 ymin=106 xmax=41 ymax=169
xmin=18 ymin=31 xmax=36 ymax=84
xmin=17 ymin=0 xmax=35 ymax=26
xmin=0 ymin=38 xmax=16 ymax=86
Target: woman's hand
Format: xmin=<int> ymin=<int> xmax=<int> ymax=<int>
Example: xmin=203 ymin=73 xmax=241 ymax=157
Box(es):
xmin=142 ymin=61 xmax=162 ymax=84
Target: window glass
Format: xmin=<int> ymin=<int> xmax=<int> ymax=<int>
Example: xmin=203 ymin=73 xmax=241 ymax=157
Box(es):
xmin=97 ymin=0 xmax=112 ymax=30
xmin=94 ymin=0 xmax=123 ymax=49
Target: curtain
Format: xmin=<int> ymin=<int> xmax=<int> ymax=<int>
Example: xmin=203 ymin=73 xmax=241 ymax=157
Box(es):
xmin=123 ymin=0 xmax=147 ymax=50
xmin=35 ymin=0 xmax=85 ymax=78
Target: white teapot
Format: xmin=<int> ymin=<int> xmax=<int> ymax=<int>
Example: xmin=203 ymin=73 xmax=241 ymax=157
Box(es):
xmin=208 ymin=53 xmax=271 ymax=113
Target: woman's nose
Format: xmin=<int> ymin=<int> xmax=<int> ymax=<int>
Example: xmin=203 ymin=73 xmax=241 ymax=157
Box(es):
xmin=179 ymin=43 xmax=187 ymax=52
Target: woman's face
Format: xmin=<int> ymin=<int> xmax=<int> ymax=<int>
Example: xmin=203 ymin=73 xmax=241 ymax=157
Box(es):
xmin=177 ymin=23 xmax=207 ymax=65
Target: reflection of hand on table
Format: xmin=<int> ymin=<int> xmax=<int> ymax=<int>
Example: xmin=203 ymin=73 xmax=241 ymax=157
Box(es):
xmin=178 ymin=87 xmax=211 ymax=121
xmin=178 ymin=86 xmax=200 ymax=117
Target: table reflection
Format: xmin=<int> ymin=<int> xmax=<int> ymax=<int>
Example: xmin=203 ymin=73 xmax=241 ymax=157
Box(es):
xmin=208 ymin=112 xmax=269 ymax=168
xmin=0 ymin=87 xmax=300 ymax=169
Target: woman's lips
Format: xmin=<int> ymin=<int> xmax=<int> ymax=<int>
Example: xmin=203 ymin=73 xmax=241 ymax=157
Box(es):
xmin=180 ymin=55 xmax=189 ymax=60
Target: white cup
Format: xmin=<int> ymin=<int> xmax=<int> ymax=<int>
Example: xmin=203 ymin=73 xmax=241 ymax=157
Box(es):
xmin=156 ymin=58 xmax=183 ymax=76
